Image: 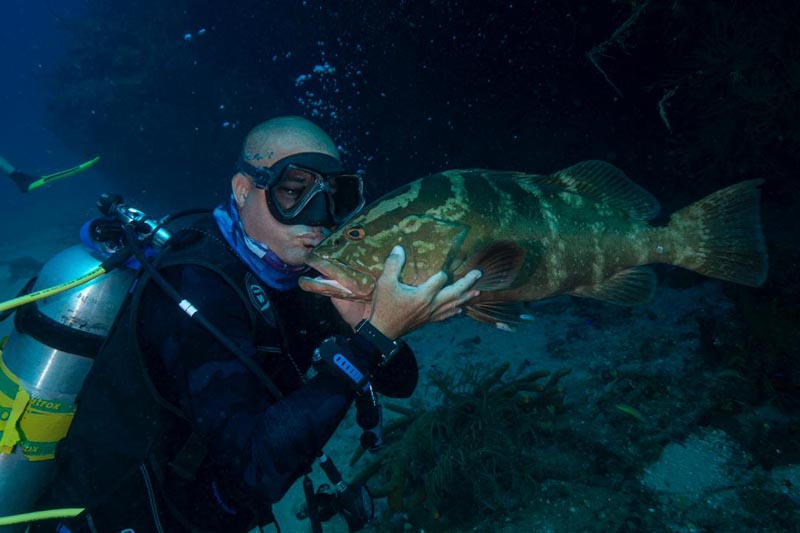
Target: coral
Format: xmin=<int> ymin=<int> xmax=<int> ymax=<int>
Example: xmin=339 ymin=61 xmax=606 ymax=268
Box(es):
xmin=350 ymin=362 xmax=570 ymax=530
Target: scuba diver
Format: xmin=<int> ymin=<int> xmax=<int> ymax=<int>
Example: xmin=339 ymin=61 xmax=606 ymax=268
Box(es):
xmin=24 ymin=116 xmax=482 ymax=532
xmin=0 ymin=153 xmax=99 ymax=193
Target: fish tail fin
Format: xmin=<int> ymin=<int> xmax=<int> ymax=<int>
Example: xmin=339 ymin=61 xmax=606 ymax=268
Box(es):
xmin=667 ymin=179 xmax=768 ymax=287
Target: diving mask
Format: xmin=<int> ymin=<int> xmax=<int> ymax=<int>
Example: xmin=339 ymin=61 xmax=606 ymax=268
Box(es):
xmin=236 ymin=152 xmax=364 ymax=228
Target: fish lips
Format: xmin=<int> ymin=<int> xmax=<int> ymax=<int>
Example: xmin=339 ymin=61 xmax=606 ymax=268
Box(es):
xmin=299 ymin=253 xmax=375 ymax=301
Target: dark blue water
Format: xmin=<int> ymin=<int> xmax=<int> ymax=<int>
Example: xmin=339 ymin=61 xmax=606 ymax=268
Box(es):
xmin=0 ymin=1 xmax=79 ymax=166
xmin=0 ymin=0 xmax=111 ymax=242
xmin=1 ymin=1 xmax=798 ymax=531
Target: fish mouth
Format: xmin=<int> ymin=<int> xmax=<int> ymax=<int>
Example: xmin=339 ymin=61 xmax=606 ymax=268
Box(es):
xmin=299 ymin=252 xmax=375 ymax=301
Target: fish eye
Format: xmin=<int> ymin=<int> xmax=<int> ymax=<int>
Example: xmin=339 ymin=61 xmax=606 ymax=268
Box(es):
xmin=345 ymin=225 xmax=366 ymax=241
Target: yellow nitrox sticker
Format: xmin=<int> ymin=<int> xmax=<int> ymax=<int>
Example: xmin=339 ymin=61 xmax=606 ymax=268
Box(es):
xmin=0 ymin=349 xmax=75 ymax=461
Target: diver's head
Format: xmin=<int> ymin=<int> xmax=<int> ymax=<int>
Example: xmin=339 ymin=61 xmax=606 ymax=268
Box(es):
xmin=240 ymin=115 xmax=339 ymax=166
xmin=231 ymin=116 xmax=364 ymax=266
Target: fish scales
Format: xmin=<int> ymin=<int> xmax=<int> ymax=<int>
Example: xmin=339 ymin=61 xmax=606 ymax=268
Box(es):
xmin=435 ymin=171 xmax=649 ymax=298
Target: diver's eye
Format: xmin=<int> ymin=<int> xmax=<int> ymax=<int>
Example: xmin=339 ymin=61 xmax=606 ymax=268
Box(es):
xmin=346 ymin=225 xmax=366 ymax=241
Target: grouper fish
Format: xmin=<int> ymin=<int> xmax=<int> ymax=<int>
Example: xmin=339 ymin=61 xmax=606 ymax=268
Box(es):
xmin=299 ymin=161 xmax=768 ymax=329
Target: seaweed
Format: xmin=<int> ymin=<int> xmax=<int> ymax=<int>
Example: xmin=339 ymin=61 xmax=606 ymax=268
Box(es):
xmin=350 ymin=362 xmax=570 ymax=531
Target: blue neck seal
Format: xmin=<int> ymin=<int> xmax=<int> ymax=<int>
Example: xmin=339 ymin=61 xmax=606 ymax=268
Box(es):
xmin=213 ymin=195 xmax=308 ymax=291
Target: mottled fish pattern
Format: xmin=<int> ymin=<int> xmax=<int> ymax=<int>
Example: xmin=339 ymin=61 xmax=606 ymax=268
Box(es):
xmin=300 ymin=161 xmax=767 ymax=329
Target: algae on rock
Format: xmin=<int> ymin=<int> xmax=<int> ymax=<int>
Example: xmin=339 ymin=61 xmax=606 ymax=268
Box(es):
xmin=351 ymin=362 xmax=570 ymax=530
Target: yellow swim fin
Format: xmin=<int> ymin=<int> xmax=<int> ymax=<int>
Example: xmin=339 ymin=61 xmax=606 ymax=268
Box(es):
xmin=27 ymin=156 xmax=100 ymax=191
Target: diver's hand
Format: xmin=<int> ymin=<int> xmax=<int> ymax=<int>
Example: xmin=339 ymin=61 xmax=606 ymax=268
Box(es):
xmin=331 ymin=297 xmax=371 ymax=330
xmin=368 ymin=245 xmax=481 ymax=340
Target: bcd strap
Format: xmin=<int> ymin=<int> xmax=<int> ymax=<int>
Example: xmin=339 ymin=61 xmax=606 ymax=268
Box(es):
xmin=0 ymin=347 xmax=76 ymax=461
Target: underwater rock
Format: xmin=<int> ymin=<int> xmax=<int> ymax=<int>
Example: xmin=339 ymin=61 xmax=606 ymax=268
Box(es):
xmin=642 ymin=427 xmax=749 ymax=500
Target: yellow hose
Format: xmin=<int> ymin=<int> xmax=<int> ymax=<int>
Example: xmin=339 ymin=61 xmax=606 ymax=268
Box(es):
xmin=0 ymin=266 xmax=107 ymax=313
xmin=0 ymin=507 xmax=85 ymax=526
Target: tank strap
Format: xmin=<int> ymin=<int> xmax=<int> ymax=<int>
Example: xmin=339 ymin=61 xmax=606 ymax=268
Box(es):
xmin=154 ymin=219 xmax=260 ymax=331
xmin=14 ymin=301 xmax=106 ymax=359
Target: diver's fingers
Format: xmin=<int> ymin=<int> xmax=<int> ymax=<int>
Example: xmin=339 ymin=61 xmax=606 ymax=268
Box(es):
xmin=455 ymin=269 xmax=482 ymax=292
xmin=435 ymin=269 xmax=482 ymax=303
xmin=430 ymin=288 xmax=479 ymax=318
xmin=453 ymin=289 xmax=481 ymax=308
xmin=379 ymin=245 xmax=407 ymax=282
xmin=429 ymin=304 xmax=464 ymax=323
xmin=418 ymin=270 xmax=449 ymax=294
xmin=419 ymin=268 xmax=480 ymax=302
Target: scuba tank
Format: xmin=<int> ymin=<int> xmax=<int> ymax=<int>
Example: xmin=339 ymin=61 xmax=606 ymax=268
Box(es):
xmin=0 ymin=194 xmax=182 ymax=531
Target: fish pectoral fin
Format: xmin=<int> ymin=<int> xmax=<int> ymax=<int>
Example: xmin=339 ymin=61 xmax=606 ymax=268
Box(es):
xmin=570 ymin=266 xmax=656 ymax=306
xmin=465 ymin=300 xmax=526 ymax=331
xmin=456 ymin=241 xmax=526 ymax=291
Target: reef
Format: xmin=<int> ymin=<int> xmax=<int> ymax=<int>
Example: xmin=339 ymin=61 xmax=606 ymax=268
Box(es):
xmin=349 ymin=362 xmax=570 ymax=531
xmin=337 ymin=285 xmax=800 ymax=532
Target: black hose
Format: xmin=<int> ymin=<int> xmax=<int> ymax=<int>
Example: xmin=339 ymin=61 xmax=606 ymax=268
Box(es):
xmin=122 ymin=224 xmax=284 ymax=400
xmin=160 ymin=208 xmax=213 ymax=224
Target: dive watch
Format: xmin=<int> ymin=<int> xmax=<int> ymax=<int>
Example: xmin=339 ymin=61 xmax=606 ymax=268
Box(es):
xmin=355 ymin=319 xmax=402 ymax=366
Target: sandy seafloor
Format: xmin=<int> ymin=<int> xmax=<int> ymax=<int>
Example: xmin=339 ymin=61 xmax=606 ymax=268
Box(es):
xmin=2 ymin=228 xmax=799 ymax=533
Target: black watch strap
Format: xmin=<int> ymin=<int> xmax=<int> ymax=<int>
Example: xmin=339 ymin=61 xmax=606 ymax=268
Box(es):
xmin=355 ymin=320 xmax=401 ymax=366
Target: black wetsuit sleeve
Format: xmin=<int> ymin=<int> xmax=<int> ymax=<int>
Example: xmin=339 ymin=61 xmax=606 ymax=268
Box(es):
xmin=137 ymin=264 xmax=355 ymax=504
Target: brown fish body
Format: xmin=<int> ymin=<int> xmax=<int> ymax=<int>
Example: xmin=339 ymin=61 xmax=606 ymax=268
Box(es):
xmin=300 ymin=161 xmax=767 ymax=328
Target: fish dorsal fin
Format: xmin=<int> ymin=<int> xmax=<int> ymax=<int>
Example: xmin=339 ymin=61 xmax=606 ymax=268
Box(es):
xmin=453 ymin=241 xmax=526 ymax=291
xmin=518 ymin=160 xmax=660 ymax=221
xmin=570 ymin=266 xmax=657 ymax=306
xmin=465 ymin=299 xmax=526 ymax=331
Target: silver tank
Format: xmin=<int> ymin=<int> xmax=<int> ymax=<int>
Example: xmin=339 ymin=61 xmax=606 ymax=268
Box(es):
xmin=0 ymin=244 xmax=135 ymax=531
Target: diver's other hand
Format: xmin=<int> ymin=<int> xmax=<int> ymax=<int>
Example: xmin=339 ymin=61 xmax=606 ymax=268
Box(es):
xmin=368 ymin=245 xmax=481 ymax=340
xmin=331 ymin=297 xmax=371 ymax=329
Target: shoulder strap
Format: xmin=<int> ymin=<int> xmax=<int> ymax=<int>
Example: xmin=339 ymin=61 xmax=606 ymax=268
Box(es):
xmin=130 ymin=216 xmax=283 ymax=401
xmin=155 ymin=217 xmax=259 ymax=330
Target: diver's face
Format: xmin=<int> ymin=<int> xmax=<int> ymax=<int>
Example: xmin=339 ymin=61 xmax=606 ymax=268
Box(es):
xmin=236 ymin=180 xmax=328 ymax=266
xmin=233 ymin=134 xmax=340 ymax=266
